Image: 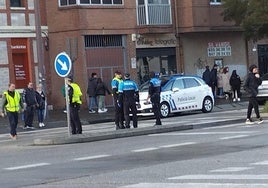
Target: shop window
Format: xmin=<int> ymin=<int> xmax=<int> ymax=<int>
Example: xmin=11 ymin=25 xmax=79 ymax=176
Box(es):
xmin=11 ymin=13 xmax=25 ymax=26
xmin=0 ymin=13 xmax=7 ymax=25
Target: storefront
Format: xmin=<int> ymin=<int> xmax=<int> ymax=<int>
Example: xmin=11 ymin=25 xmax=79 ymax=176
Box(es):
xmin=135 ymin=34 xmax=177 ymax=84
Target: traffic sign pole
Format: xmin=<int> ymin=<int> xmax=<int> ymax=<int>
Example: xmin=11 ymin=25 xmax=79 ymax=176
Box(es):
xmin=54 ymin=52 xmax=72 ymax=136
xmin=65 ymin=78 xmax=71 ymax=136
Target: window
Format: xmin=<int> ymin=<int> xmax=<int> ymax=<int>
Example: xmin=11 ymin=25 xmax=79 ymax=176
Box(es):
xmin=10 ymin=0 xmax=24 ymax=7
xmin=210 ymin=0 xmax=221 ymax=5
xmin=173 ymin=79 xmax=184 ymax=89
xmin=84 ymin=35 xmax=122 ymax=48
xmin=184 ymin=78 xmax=200 ymax=89
xmin=136 ymin=0 xmax=172 ymax=25
xmin=59 ymin=0 xmax=123 ymax=6
xmin=0 ymin=0 xmax=6 ymax=9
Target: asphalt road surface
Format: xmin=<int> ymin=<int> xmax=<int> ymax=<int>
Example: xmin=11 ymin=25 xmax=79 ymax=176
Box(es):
xmin=0 ymin=113 xmax=268 ymax=188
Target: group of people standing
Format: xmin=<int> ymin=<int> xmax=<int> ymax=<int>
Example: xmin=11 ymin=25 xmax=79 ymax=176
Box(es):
xmin=202 ymin=64 xmax=242 ymax=102
xmin=111 ymin=70 xmax=162 ymax=130
xmin=87 ymin=72 xmax=111 ymax=114
xmin=0 ymin=82 xmax=46 ymax=140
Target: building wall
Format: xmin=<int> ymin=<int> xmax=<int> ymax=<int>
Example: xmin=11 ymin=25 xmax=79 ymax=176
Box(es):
xmin=182 ymin=32 xmax=248 ymax=79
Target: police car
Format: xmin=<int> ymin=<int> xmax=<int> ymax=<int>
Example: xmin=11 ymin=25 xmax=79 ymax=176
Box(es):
xmin=137 ymin=74 xmax=214 ymax=117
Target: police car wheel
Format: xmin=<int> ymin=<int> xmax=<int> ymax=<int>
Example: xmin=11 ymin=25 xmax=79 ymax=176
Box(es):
xmin=160 ymin=102 xmax=170 ymax=118
xmin=202 ymin=97 xmax=213 ymax=113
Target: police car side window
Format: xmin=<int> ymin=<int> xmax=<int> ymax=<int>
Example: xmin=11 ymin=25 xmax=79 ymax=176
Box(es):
xmin=173 ymin=79 xmax=184 ymax=89
xmin=184 ymin=78 xmax=200 ymax=88
xmin=163 ymin=80 xmax=174 ymax=91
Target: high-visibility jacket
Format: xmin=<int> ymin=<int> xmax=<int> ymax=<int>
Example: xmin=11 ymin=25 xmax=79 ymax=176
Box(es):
xmin=3 ymin=91 xmax=21 ymax=112
xmin=70 ymin=83 xmax=82 ymax=104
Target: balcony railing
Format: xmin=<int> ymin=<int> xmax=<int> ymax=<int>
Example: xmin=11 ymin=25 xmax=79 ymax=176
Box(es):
xmin=137 ymin=4 xmax=172 ymax=25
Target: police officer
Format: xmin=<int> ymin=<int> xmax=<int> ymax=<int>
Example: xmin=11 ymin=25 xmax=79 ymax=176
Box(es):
xmin=67 ymin=77 xmax=83 ymax=134
xmin=146 ymin=71 xmax=162 ymax=126
xmin=1 ymin=83 xmax=23 ymax=140
xmin=111 ymin=71 xmax=125 ymax=130
xmin=118 ymin=73 xmax=139 ymax=128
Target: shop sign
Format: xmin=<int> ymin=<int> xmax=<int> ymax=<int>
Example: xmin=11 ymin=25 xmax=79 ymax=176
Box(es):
xmin=207 ymin=41 xmax=232 ymax=57
xmin=136 ymin=34 xmax=177 ymax=48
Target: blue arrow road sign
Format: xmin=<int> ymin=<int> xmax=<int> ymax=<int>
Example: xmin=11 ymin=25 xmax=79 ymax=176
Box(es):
xmin=54 ymin=52 xmax=72 ymax=77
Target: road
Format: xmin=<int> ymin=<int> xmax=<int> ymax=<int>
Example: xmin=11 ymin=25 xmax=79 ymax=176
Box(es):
xmin=0 ymin=108 xmax=268 ymax=187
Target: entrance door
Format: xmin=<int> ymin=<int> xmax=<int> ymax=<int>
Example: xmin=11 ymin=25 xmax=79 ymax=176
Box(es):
xmin=13 ymin=53 xmax=30 ymax=89
xmin=258 ymin=45 xmax=268 ymax=75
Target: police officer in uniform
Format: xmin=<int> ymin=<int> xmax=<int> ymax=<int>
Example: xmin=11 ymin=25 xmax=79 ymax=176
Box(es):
xmin=67 ymin=77 xmax=83 ymax=134
xmin=118 ymin=73 xmax=139 ymax=128
xmin=111 ymin=71 xmax=125 ymax=130
xmin=146 ymin=71 xmax=162 ymax=126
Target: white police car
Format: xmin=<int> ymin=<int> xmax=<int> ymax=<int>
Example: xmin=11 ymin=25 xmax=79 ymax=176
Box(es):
xmin=137 ymin=74 xmax=214 ymax=117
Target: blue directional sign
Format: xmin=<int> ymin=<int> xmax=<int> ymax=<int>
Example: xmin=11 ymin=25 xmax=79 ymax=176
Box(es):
xmin=54 ymin=52 xmax=72 ymax=77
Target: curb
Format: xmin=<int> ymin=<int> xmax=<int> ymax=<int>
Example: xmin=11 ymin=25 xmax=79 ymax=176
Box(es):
xmin=33 ymin=124 xmax=193 ymax=146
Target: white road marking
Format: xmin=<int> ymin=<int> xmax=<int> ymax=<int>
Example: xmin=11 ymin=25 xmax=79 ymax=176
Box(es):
xmin=120 ymin=183 xmax=268 ymax=188
xmin=210 ymin=167 xmax=253 ymax=172
xmin=219 ymin=135 xmax=249 ymax=140
xmin=251 ymin=161 xmax=268 ymax=165
xmin=73 ymin=154 xmax=110 ymax=161
xmin=159 ymin=142 xmax=196 ymax=148
xmin=149 ymin=131 xmax=255 ymax=136
xmin=168 ymin=174 xmax=268 ymax=180
xmin=4 ymin=163 xmax=50 ymax=170
xmin=132 ymin=147 xmax=159 ymax=153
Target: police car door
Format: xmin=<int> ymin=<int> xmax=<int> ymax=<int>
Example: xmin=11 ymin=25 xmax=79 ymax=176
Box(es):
xmin=169 ymin=78 xmax=186 ymax=112
xmin=182 ymin=77 xmax=201 ymax=110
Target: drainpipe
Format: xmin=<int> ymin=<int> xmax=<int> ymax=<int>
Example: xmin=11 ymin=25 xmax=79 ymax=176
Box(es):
xmin=174 ymin=0 xmax=184 ymax=73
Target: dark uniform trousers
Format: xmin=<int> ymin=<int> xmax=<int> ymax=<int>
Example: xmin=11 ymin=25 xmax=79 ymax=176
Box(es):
xmin=24 ymin=105 xmax=35 ymax=127
xmin=123 ymin=99 xmax=138 ymax=128
xmin=70 ymin=103 xmax=82 ymax=134
xmin=151 ymin=93 xmax=161 ymax=125
xmin=114 ymin=96 xmax=124 ymax=129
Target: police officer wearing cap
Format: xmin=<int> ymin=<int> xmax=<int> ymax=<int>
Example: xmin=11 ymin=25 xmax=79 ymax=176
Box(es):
xmin=118 ymin=73 xmax=139 ymax=128
xmin=67 ymin=76 xmax=83 ymax=134
xmin=146 ymin=71 xmax=162 ymax=126
xmin=111 ymin=71 xmax=125 ymax=129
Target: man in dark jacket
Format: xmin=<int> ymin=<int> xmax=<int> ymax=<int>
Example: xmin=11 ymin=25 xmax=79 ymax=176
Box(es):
xmin=87 ymin=72 xmax=98 ymax=113
xmin=210 ymin=64 xmax=218 ymax=98
xmin=202 ymin=66 xmax=211 ymax=86
xmin=23 ymin=82 xmax=38 ymax=129
xmin=244 ymin=64 xmax=263 ymax=124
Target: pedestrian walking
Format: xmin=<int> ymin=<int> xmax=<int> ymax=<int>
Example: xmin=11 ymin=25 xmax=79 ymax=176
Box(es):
xmin=118 ymin=73 xmax=139 ymax=129
xmin=229 ymin=70 xmax=241 ymax=102
xmin=35 ymin=84 xmax=46 ymax=127
xmin=111 ymin=71 xmax=125 ymax=129
xmin=202 ymin=65 xmax=211 ymax=86
xmin=87 ymin=72 xmax=98 ymax=113
xmin=0 ymin=83 xmax=23 ymax=140
xmin=95 ymin=77 xmax=111 ymax=113
xmin=244 ymin=64 xmax=263 ymax=125
xmin=22 ymin=82 xmax=37 ymax=129
xmin=146 ymin=71 xmax=162 ymax=126
xmin=67 ymin=77 xmax=83 ymax=134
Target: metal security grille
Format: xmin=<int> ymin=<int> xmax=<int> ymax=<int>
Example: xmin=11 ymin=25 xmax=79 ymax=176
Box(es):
xmin=84 ymin=35 xmax=122 ymax=48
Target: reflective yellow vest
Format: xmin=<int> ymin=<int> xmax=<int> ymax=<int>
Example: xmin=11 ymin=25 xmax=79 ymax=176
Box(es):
xmin=70 ymin=83 xmax=82 ymax=104
xmin=3 ymin=91 xmax=21 ymax=112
